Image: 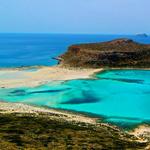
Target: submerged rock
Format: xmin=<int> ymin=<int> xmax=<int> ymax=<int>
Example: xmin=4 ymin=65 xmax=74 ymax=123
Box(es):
xmin=59 ymin=38 xmax=150 ymax=68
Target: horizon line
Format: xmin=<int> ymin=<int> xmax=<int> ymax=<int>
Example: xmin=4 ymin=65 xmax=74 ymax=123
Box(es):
xmin=0 ymin=32 xmax=149 ymax=36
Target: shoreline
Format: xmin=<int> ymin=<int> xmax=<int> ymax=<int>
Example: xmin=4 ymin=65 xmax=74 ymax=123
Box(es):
xmin=0 ymin=102 xmax=149 ymax=150
xmin=0 ymin=65 xmax=103 ymax=88
xmin=1 ymin=65 xmax=150 ymax=88
xmin=0 ymin=101 xmax=149 ymax=145
xmin=0 ymin=101 xmax=97 ymax=124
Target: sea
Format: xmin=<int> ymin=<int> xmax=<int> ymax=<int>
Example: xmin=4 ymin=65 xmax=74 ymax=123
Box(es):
xmin=0 ymin=33 xmax=150 ymax=128
xmin=0 ymin=33 xmax=150 ymax=68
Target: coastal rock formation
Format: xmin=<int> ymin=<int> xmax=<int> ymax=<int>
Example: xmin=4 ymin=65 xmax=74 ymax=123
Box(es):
xmin=59 ymin=39 xmax=150 ymax=68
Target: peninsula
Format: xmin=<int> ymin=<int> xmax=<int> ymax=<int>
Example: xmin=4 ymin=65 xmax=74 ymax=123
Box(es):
xmin=1 ymin=38 xmax=150 ymax=88
xmin=59 ymin=39 xmax=150 ymax=68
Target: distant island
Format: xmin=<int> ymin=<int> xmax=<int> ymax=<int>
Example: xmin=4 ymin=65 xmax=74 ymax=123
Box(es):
xmin=136 ymin=33 xmax=149 ymax=37
xmin=59 ymin=39 xmax=150 ymax=68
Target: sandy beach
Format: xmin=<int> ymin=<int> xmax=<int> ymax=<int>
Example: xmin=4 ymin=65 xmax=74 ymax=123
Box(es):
xmin=0 ymin=101 xmax=148 ymax=149
xmin=130 ymin=125 xmax=150 ymax=140
xmin=0 ymin=101 xmax=149 ymax=145
xmin=0 ymin=101 xmax=97 ymax=124
xmin=0 ymin=65 xmax=102 ymax=88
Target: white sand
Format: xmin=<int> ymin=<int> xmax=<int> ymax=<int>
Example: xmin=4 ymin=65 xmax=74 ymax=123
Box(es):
xmin=0 ymin=101 xmax=97 ymax=124
xmin=0 ymin=65 xmax=102 ymax=124
xmin=0 ymin=66 xmax=103 ymax=88
xmin=0 ymin=101 xmax=149 ymax=145
xmin=130 ymin=125 xmax=150 ymax=139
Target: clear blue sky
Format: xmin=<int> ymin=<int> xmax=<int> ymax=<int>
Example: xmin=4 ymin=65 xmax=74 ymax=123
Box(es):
xmin=0 ymin=0 xmax=149 ymax=34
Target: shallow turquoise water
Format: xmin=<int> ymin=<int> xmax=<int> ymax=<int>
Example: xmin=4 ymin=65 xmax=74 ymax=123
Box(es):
xmin=0 ymin=70 xmax=150 ymax=127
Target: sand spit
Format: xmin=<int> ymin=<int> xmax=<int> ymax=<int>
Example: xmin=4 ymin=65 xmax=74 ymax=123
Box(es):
xmin=0 ymin=65 xmax=102 ymax=88
xmin=0 ymin=101 xmax=97 ymax=124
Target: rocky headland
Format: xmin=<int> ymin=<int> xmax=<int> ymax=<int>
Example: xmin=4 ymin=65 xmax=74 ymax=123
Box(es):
xmin=59 ymin=38 xmax=150 ymax=68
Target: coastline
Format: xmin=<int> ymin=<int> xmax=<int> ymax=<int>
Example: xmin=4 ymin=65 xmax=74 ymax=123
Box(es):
xmin=0 ymin=101 xmax=149 ymax=147
xmin=0 ymin=101 xmax=97 ymax=124
xmin=1 ymin=102 xmax=149 ymax=150
xmin=0 ymin=65 xmax=103 ymax=88
xmin=0 ymin=65 xmax=150 ymax=147
xmin=1 ymin=65 xmax=150 ymax=89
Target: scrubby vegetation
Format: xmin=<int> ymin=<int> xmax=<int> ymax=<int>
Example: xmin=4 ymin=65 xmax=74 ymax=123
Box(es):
xmin=0 ymin=113 xmax=148 ymax=150
xmin=60 ymin=39 xmax=150 ymax=68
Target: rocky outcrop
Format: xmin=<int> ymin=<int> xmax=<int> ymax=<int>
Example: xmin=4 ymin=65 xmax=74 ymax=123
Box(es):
xmin=59 ymin=39 xmax=150 ymax=68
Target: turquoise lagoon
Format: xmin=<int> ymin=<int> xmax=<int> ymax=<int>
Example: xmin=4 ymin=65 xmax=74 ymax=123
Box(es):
xmin=0 ymin=69 xmax=150 ymax=127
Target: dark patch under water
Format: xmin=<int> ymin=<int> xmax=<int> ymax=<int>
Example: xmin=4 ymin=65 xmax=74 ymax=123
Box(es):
xmin=101 ymin=77 xmax=144 ymax=84
xmin=29 ymin=88 xmax=71 ymax=94
xmin=10 ymin=88 xmax=71 ymax=96
xmin=103 ymin=118 xmax=150 ymax=130
xmin=61 ymin=97 xmax=99 ymax=104
xmin=61 ymin=90 xmax=100 ymax=104
xmin=10 ymin=90 xmax=26 ymax=96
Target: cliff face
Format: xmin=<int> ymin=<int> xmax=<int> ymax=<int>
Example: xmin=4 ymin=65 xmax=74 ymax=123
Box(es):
xmin=59 ymin=39 xmax=150 ymax=68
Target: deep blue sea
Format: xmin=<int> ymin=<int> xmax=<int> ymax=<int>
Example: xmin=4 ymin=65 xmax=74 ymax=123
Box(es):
xmin=0 ymin=33 xmax=150 ymax=67
xmin=0 ymin=33 xmax=150 ymax=128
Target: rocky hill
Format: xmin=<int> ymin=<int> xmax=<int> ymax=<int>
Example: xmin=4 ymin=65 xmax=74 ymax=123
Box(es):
xmin=59 ymin=39 xmax=150 ymax=68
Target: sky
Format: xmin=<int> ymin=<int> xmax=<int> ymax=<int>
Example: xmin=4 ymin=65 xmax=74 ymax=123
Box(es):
xmin=0 ymin=0 xmax=149 ymax=34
